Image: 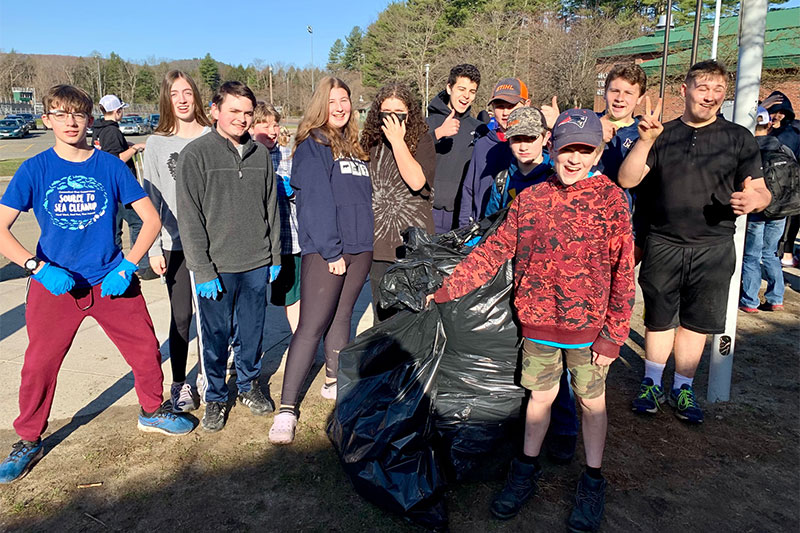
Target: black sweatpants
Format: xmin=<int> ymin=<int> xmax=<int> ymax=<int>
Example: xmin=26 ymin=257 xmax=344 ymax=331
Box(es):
xmin=279 ymin=252 xmax=372 ymax=408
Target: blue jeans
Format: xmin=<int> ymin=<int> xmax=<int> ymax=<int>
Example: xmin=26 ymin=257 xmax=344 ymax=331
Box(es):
xmin=740 ymin=218 xmax=786 ymax=308
xmin=548 ymin=369 xmax=579 ymax=437
xmin=195 ymin=267 xmax=268 ymax=402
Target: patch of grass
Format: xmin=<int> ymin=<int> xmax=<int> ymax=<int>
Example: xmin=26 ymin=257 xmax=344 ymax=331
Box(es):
xmin=0 ymin=158 xmax=25 ymax=176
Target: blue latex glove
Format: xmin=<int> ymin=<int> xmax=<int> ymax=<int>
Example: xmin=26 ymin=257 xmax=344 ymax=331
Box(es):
xmin=278 ymin=175 xmax=294 ymax=198
xmin=196 ymin=278 xmax=222 ymax=299
xmin=268 ymin=265 xmax=282 ymax=283
xmin=100 ymin=258 xmax=138 ymax=297
xmin=464 ymin=236 xmax=481 ymax=247
xmin=32 ymin=262 xmax=75 ymax=296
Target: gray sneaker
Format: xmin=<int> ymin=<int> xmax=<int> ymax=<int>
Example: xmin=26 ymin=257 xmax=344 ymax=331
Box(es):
xmin=170 ymin=382 xmax=199 ymax=413
xmin=239 ymin=383 xmax=273 ymax=415
xmin=201 ymin=401 xmax=227 ymax=432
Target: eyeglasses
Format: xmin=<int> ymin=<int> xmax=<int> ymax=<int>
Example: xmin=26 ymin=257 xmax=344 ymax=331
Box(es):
xmin=47 ymin=111 xmax=89 ymax=123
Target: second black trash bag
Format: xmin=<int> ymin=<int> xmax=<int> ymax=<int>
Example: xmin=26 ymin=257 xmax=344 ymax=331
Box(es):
xmin=327 ymin=307 xmax=449 ymax=531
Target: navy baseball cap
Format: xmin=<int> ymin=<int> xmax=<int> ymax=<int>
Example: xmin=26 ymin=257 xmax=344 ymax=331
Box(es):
xmin=551 ymin=109 xmax=603 ymax=152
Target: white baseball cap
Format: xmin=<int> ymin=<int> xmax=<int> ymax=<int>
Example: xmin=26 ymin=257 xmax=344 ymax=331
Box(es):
xmin=756 ymin=106 xmax=770 ymax=126
xmin=99 ymin=94 xmax=128 ymax=112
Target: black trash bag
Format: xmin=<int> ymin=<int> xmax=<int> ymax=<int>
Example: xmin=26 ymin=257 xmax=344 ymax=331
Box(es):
xmin=379 ymin=208 xmax=526 ymax=479
xmin=327 ymin=307 xmax=450 ymax=531
xmin=434 ymin=259 xmax=525 ymax=479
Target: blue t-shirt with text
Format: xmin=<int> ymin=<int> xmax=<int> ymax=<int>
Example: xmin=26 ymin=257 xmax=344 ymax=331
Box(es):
xmin=1 ymin=148 xmax=147 ymax=287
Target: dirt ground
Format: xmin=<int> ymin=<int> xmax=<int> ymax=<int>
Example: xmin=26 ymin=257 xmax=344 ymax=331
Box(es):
xmin=0 ymin=285 xmax=798 ymax=533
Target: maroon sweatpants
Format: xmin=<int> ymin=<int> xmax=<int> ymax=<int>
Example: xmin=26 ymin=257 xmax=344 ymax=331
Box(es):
xmin=14 ymin=278 xmax=164 ymax=441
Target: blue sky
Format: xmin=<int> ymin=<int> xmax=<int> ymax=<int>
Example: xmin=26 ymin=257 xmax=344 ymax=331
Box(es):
xmin=1 ymin=0 xmax=797 ymax=67
xmin=0 ymin=0 xmax=393 ymax=67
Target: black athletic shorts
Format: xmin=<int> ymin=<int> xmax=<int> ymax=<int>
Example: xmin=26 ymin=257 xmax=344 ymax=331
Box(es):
xmin=638 ymin=236 xmax=736 ymax=334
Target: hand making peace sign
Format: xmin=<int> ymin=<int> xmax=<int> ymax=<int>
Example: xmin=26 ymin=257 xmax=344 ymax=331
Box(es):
xmin=637 ymin=96 xmax=664 ymax=143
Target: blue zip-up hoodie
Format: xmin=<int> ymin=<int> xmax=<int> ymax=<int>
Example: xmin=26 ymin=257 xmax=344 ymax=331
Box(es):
xmin=484 ymin=155 xmax=554 ymax=217
xmin=458 ymin=129 xmax=512 ymax=227
xmin=290 ymin=129 xmax=373 ymax=261
xmin=596 ymin=112 xmax=640 ymax=184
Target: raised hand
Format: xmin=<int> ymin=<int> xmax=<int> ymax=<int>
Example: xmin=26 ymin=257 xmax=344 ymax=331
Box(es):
xmin=434 ymin=109 xmax=460 ymax=140
xmin=637 ymin=96 xmax=663 ymax=143
xmin=540 ymin=95 xmax=560 ymax=129
xmin=760 ymin=93 xmax=783 ymax=109
xmin=381 ymin=112 xmax=407 ymax=148
xmin=600 ymin=114 xmax=617 ymax=143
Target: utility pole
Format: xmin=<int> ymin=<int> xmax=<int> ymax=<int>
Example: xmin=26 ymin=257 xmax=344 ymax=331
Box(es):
xmin=658 ymin=3 xmax=673 ymax=120
xmin=690 ymin=0 xmax=704 ymax=65
xmin=711 ymin=0 xmax=723 ymax=59
xmin=708 ymin=0 xmax=768 ymax=403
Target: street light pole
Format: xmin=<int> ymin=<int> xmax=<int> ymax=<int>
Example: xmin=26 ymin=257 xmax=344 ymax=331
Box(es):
xmin=425 ymin=63 xmax=430 ymax=117
xmin=307 ymin=25 xmax=314 ymax=94
xmin=269 ymin=66 xmax=274 ymax=105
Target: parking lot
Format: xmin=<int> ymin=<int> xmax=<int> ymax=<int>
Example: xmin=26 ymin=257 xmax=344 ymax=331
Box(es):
xmin=0 ymin=129 xmax=150 ymax=161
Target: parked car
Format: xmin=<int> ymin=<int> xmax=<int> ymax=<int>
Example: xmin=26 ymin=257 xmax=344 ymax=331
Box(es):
xmin=17 ymin=113 xmax=37 ymax=130
xmin=131 ymin=115 xmax=152 ymax=134
xmin=119 ymin=116 xmax=140 ymax=135
xmin=5 ymin=115 xmax=30 ymax=134
xmin=148 ymin=114 xmax=160 ymax=130
xmin=0 ymin=119 xmax=27 ymax=138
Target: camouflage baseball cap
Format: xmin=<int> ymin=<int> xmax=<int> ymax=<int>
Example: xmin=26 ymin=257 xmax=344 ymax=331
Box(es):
xmin=505 ymin=107 xmax=546 ymax=139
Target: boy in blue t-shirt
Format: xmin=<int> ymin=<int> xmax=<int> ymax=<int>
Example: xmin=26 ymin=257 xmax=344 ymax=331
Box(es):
xmin=0 ymin=85 xmax=193 ymax=484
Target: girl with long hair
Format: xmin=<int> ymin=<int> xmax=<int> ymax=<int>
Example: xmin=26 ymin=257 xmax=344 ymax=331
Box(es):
xmin=269 ymin=77 xmax=372 ymax=445
xmin=142 ymin=70 xmax=212 ymax=412
xmin=360 ymin=83 xmax=436 ymax=323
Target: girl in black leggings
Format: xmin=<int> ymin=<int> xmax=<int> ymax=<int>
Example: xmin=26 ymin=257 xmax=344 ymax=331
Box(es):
xmin=269 ymin=77 xmax=373 ymax=445
xmin=142 ymin=70 xmax=211 ymax=412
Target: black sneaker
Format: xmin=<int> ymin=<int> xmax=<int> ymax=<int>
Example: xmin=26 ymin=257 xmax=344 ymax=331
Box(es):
xmin=238 ymin=383 xmax=274 ymax=415
xmin=567 ymin=471 xmax=607 ymax=532
xmin=490 ymin=458 xmax=543 ymax=520
xmin=201 ymin=401 xmax=227 ymax=432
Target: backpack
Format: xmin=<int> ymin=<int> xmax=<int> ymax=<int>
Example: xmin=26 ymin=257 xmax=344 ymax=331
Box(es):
xmin=761 ymin=144 xmax=800 ymax=219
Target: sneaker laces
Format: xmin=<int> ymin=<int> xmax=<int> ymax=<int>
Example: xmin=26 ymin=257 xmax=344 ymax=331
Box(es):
xmin=637 ymin=382 xmax=662 ymax=408
xmin=675 ymin=387 xmax=698 ymax=410
xmin=9 ymin=441 xmax=35 ymax=458
xmin=577 ymin=482 xmax=603 ymax=511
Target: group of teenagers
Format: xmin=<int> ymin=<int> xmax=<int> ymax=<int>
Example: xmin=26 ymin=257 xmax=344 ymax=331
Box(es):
xmin=0 ymin=55 xmax=787 ymax=532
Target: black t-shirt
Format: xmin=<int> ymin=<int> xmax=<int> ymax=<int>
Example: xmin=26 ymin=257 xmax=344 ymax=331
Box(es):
xmin=93 ymin=119 xmax=136 ymax=174
xmin=643 ymin=117 xmax=762 ymax=245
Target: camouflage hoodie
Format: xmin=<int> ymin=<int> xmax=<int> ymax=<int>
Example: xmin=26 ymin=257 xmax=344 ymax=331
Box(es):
xmin=434 ymin=173 xmax=635 ymax=358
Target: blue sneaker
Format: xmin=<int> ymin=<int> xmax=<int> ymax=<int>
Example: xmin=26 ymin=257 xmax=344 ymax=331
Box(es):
xmin=669 ymin=384 xmax=704 ymax=424
xmin=138 ymin=403 xmax=195 ymax=435
xmin=631 ymin=378 xmax=666 ymax=414
xmin=0 ymin=439 xmax=44 ymax=484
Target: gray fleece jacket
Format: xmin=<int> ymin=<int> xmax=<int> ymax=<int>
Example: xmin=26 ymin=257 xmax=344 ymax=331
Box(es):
xmin=176 ymin=127 xmax=281 ymax=284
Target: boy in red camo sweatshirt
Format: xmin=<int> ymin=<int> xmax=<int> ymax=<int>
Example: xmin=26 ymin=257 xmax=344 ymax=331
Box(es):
xmin=430 ymin=109 xmax=634 ymax=531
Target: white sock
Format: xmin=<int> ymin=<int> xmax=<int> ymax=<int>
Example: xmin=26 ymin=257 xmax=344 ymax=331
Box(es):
xmin=672 ymin=372 xmax=693 ymax=391
xmin=644 ymin=360 xmax=666 ymax=386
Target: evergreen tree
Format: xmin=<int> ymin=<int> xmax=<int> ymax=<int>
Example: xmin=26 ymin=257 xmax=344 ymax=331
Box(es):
xmin=342 ymin=27 xmax=364 ymax=70
xmin=199 ymin=53 xmax=221 ymax=92
xmin=327 ymin=39 xmax=345 ymax=71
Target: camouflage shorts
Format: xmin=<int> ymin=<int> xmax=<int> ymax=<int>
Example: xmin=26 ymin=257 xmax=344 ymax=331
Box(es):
xmin=520 ymin=339 xmax=609 ymax=399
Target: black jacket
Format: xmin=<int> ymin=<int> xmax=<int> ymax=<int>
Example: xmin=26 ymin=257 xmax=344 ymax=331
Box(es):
xmin=425 ymin=90 xmax=487 ymax=211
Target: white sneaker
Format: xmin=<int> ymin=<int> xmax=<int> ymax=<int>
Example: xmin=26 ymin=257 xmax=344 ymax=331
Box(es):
xmin=269 ymin=412 xmax=297 ymax=445
xmin=320 ymin=382 xmax=337 ymax=401
xmin=195 ymin=373 xmax=207 ymax=406
xmin=170 ymin=382 xmax=199 ymax=413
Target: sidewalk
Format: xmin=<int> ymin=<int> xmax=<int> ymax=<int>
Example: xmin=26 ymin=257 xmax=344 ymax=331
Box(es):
xmin=0 ymin=274 xmax=375 ymax=431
